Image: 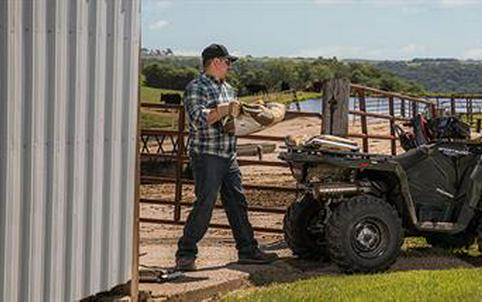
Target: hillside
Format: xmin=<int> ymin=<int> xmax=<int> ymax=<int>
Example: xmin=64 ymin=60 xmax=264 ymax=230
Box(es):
xmin=373 ymin=59 xmax=482 ymax=94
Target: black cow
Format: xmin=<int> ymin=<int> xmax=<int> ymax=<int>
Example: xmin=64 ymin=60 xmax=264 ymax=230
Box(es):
xmin=304 ymin=80 xmax=323 ymax=92
xmin=160 ymin=93 xmax=181 ymax=105
xmin=280 ymin=81 xmax=291 ymax=91
xmin=245 ymin=83 xmax=268 ymax=95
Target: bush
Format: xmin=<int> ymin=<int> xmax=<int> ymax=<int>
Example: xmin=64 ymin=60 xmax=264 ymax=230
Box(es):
xmin=143 ymin=63 xmax=198 ymax=90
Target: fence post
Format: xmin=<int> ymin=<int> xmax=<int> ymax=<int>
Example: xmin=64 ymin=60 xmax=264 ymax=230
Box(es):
xmin=358 ymin=90 xmax=369 ymax=153
xmin=388 ymin=96 xmax=396 ymax=155
xmin=321 ymin=78 xmax=350 ymax=136
xmin=450 ymin=96 xmax=456 ymax=116
xmin=174 ymin=106 xmax=185 ymax=222
xmin=400 ymin=98 xmax=406 ymax=117
xmin=411 ymin=101 xmax=418 ymax=117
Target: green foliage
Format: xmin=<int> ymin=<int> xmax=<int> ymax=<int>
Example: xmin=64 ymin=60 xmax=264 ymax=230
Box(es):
xmin=376 ymin=59 xmax=482 ymax=93
xmin=143 ymin=62 xmax=198 ymax=90
xmin=141 ymin=56 xmax=424 ymax=95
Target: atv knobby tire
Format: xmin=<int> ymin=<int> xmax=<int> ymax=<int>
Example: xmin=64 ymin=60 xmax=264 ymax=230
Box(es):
xmin=283 ymin=195 xmax=327 ymax=260
xmin=326 ymin=195 xmax=403 ymax=273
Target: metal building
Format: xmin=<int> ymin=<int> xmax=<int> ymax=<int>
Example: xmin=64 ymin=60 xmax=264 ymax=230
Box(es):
xmin=0 ymin=0 xmax=140 ymax=301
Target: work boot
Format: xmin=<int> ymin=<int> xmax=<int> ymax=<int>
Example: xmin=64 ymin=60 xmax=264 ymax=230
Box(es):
xmin=238 ymin=249 xmax=278 ymax=265
xmin=174 ymin=257 xmax=196 ymax=272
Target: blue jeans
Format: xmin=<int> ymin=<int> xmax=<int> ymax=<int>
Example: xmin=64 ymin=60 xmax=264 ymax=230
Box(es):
xmin=176 ymin=152 xmax=258 ymax=259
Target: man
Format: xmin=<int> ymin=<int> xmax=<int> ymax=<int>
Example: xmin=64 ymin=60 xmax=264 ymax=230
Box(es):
xmin=174 ymin=43 xmax=278 ymax=271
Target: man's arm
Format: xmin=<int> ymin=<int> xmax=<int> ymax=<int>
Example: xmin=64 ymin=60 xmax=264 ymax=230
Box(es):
xmin=206 ymin=101 xmax=241 ymax=125
xmin=185 ymin=84 xmax=241 ymax=127
xmin=184 ymin=84 xmax=210 ymax=129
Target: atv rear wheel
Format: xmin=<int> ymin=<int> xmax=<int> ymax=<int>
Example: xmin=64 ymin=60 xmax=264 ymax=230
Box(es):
xmin=283 ymin=195 xmax=328 ymax=260
xmin=326 ymin=195 xmax=403 ymax=273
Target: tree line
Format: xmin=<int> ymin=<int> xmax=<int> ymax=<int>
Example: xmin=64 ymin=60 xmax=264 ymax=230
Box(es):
xmin=142 ymin=56 xmax=425 ymax=96
xmin=375 ymin=59 xmax=482 ymax=94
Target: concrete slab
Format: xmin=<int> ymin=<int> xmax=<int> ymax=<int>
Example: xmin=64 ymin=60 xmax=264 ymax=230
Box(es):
xmin=139 ymin=228 xmax=293 ymax=301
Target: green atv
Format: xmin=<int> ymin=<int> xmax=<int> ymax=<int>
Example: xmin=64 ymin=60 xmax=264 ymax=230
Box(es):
xmin=280 ymin=116 xmax=482 ymax=273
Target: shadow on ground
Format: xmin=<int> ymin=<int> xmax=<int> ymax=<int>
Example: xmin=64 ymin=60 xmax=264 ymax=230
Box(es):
xmin=221 ymin=240 xmax=482 ymax=287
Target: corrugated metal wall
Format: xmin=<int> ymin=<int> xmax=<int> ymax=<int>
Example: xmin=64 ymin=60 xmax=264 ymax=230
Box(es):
xmin=0 ymin=0 xmax=140 ymax=301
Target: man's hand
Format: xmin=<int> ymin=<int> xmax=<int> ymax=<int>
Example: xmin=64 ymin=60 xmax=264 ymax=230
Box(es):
xmin=229 ymin=101 xmax=241 ymax=118
xmin=208 ymin=101 xmax=242 ymax=125
xmin=215 ymin=102 xmax=231 ymax=118
xmin=215 ymin=101 xmax=241 ymax=118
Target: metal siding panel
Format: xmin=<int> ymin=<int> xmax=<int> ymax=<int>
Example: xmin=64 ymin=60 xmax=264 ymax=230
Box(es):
xmin=125 ymin=0 xmax=140 ymax=283
xmin=19 ymin=2 xmax=34 ymax=301
xmin=47 ymin=0 xmax=68 ymax=300
xmin=4 ymin=2 xmax=23 ymax=301
xmin=120 ymin=0 xmax=138 ymax=284
xmin=72 ymin=1 xmax=90 ymax=299
xmin=0 ymin=0 xmax=139 ymax=300
xmin=0 ymin=2 xmax=8 ymax=301
xmin=27 ymin=1 xmax=48 ymax=299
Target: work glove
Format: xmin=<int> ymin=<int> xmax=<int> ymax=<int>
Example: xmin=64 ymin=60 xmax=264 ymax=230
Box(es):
xmin=223 ymin=117 xmax=236 ymax=135
xmin=229 ymin=101 xmax=241 ymax=118
xmin=216 ymin=101 xmax=241 ymax=118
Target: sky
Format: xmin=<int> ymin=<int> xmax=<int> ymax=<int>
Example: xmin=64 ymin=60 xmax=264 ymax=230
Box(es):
xmin=142 ymin=0 xmax=482 ymax=60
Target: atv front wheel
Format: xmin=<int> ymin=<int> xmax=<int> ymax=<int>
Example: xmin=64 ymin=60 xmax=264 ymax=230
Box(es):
xmin=326 ymin=195 xmax=403 ymax=273
xmin=283 ymin=194 xmax=328 ymax=260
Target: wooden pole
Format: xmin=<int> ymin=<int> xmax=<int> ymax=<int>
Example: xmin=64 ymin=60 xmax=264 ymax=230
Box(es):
xmin=321 ymin=78 xmax=350 ymax=136
xmin=174 ymin=106 xmax=185 ymax=222
xmin=450 ymin=96 xmax=456 ymax=116
xmin=388 ymin=96 xmax=396 ymax=155
xmin=358 ymin=90 xmax=369 ymax=153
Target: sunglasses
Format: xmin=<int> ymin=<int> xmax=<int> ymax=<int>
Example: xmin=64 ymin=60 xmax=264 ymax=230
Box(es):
xmin=218 ymin=57 xmax=232 ymax=66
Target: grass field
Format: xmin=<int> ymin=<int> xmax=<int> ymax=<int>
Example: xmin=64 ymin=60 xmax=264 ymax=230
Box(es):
xmin=139 ymin=83 xmax=321 ymax=129
xmin=140 ymin=84 xmax=320 ymax=105
xmin=224 ymin=267 xmax=482 ymax=302
xmin=223 ymin=238 xmax=482 ymax=302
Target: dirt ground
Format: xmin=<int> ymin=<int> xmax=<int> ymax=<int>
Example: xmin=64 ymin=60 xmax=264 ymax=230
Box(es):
xmin=139 ymin=117 xmax=482 ymax=301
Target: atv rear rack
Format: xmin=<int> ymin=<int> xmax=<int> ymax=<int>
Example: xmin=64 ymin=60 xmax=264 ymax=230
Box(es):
xmin=279 ymin=146 xmax=392 ymax=163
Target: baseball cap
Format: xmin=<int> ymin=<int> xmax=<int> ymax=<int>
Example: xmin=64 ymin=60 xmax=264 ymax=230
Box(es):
xmin=201 ymin=43 xmax=238 ymax=65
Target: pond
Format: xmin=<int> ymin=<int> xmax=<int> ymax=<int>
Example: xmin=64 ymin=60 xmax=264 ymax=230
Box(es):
xmin=288 ymin=97 xmax=482 ymax=116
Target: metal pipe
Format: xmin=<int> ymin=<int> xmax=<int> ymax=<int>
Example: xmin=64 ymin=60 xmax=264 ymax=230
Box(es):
xmin=140 ymin=217 xmax=283 ymax=233
xmin=140 ymin=198 xmax=287 ymax=214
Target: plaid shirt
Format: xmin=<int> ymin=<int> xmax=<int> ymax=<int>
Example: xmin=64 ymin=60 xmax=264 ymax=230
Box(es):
xmin=184 ymin=73 xmax=237 ymax=158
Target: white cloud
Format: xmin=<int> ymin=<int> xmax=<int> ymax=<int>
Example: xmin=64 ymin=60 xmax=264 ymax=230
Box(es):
xmin=401 ymin=43 xmax=426 ymax=54
xmin=294 ymin=45 xmax=385 ymax=59
xmin=155 ymin=0 xmax=172 ymax=9
xmin=172 ymin=49 xmax=200 ymax=56
xmin=312 ymin=0 xmax=481 ymax=8
xmin=144 ymin=0 xmax=172 ymax=8
xmin=463 ymin=48 xmax=482 ymax=59
xmin=293 ymin=44 xmax=432 ymax=60
xmin=439 ymin=0 xmax=479 ymax=7
xmin=149 ymin=20 xmax=169 ymax=30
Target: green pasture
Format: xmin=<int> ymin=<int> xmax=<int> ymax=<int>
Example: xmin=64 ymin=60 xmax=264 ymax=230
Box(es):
xmin=223 ymin=238 xmax=482 ymax=302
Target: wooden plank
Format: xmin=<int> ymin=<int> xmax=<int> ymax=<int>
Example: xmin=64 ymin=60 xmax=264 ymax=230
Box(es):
xmin=451 ymin=97 xmax=456 ymax=116
xmin=388 ymin=96 xmax=397 ymax=155
xmin=173 ymin=107 xmax=185 ymax=222
xmin=322 ymin=78 xmax=350 ymax=136
xmin=358 ymin=90 xmax=369 ymax=153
